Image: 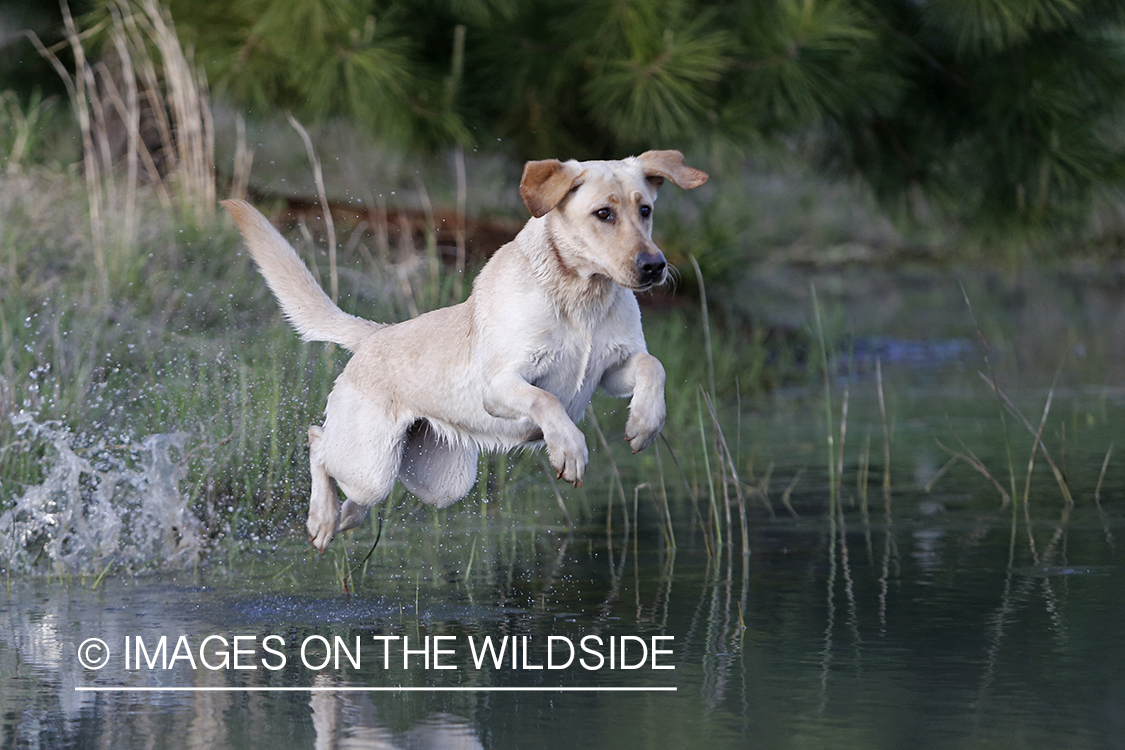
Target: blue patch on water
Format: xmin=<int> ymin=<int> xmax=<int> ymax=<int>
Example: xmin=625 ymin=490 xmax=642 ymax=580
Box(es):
xmin=850 ymin=336 xmax=974 ymax=368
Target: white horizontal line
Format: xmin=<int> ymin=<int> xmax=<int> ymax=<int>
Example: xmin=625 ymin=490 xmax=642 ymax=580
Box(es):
xmin=76 ymin=686 xmax=676 ymax=693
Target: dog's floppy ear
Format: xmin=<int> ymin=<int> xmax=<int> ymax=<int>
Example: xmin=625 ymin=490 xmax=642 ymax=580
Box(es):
xmin=520 ymin=159 xmax=582 ymax=218
xmin=635 ymin=150 xmax=708 ymax=190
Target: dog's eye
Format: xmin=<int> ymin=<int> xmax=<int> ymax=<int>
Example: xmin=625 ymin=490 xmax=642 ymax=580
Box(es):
xmin=595 ymin=207 xmax=614 ymax=222
xmin=639 ymin=205 xmax=652 ymax=219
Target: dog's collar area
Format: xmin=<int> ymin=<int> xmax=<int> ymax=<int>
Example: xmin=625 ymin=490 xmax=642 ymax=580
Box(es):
xmin=545 ymin=233 xmax=578 ymax=279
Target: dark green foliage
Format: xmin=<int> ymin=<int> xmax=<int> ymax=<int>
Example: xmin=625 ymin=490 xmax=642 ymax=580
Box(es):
xmin=813 ymin=0 xmax=1125 ymax=228
xmin=0 ymin=1 xmax=94 ymax=103
xmin=167 ymin=0 xmax=438 ymax=144
xmin=90 ymin=0 xmax=1125 ymax=230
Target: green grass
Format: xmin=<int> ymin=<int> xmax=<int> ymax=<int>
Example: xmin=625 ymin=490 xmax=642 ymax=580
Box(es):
xmin=0 ymin=157 xmax=789 ymax=571
xmin=0 ymin=1 xmax=1108 ymax=577
xmin=6 ymin=151 xmax=1116 ymax=582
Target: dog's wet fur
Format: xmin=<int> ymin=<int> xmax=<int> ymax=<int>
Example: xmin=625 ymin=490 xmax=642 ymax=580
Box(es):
xmin=223 ymin=150 xmax=707 ymax=550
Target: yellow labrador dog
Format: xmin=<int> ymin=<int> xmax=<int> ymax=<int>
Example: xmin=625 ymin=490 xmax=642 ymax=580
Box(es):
xmin=223 ymin=150 xmax=707 ymax=551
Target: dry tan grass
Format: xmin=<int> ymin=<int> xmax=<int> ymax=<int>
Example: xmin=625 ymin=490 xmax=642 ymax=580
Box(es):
xmin=26 ymin=0 xmax=216 ymax=302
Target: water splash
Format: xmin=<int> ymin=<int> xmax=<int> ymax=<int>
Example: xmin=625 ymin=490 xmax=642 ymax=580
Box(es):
xmin=0 ymin=413 xmax=204 ymax=574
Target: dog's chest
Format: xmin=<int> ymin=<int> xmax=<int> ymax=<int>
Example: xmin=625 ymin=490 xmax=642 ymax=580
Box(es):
xmin=528 ymin=320 xmax=623 ymax=418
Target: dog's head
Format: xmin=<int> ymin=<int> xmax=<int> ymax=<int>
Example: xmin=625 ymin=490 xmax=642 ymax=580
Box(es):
xmin=519 ymin=150 xmax=708 ymax=291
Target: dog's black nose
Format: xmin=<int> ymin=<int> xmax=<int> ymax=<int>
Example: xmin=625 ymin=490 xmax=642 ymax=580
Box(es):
xmin=637 ymin=251 xmax=666 ymax=285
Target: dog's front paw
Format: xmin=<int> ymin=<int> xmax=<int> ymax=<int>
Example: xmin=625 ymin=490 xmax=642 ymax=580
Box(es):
xmin=546 ymin=424 xmax=588 ymax=487
xmin=625 ymin=400 xmax=666 ymax=454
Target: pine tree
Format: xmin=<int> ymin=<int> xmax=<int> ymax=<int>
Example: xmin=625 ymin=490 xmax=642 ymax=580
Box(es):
xmin=116 ymin=0 xmax=1125 ymax=229
xmin=167 ymin=0 xmax=456 ymax=146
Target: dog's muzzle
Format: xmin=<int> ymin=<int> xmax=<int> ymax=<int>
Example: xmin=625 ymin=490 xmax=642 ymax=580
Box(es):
xmin=636 ymin=250 xmax=667 ymax=287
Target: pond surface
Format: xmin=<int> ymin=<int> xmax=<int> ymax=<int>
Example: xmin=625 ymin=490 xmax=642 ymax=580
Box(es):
xmin=3 ymin=495 xmax=1123 ymax=749
xmin=2 ymin=269 xmax=1124 ymax=749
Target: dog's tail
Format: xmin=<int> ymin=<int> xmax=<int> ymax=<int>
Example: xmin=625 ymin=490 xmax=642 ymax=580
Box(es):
xmin=222 ymin=200 xmax=384 ymax=351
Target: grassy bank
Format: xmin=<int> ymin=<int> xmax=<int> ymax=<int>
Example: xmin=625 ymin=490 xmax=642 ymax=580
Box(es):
xmin=1 ymin=1 xmax=1115 ymax=579
xmin=3 ymin=153 xmax=1118 ymax=581
xmin=0 ymin=153 xmax=786 ymax=568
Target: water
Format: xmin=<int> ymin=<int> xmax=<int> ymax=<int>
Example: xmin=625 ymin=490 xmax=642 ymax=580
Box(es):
xmin=2 ymin=269 xmax=1124 ymax=749
xmin=1 ymin=495 xmax=1122 ymax=748
xmin=0 ymin=414 xmax=203 ymax=574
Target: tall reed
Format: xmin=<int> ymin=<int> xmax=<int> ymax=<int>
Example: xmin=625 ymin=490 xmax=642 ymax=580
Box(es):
xmin=27 ymin=0 xmax=215 ymax=299
xmin=287 ymin=113 xmax=337 ymax=303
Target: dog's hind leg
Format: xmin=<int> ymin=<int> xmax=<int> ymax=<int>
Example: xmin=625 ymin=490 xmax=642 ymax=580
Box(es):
xmin=307 ymin=425 xmax=341 ymax=552
xmin=398 ymin=421 xmax=479 ymax=508
xmin=335 ymin=499 xmax=371 ymax=535
xmin=306 ymin=396 xmax=407 ymax=551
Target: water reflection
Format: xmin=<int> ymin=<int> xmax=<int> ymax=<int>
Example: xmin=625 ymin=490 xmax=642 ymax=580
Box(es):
xmin=0 ymin=493 xmax=1122 ymax=749
xmin=309 ymin=679 xmax=481 ymax=750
